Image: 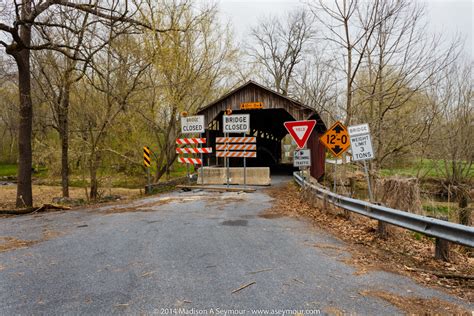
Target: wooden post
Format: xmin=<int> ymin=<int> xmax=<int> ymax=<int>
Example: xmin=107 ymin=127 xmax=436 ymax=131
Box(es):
xmin=146 ymin=168 xmax=151 ymax=194
xmin=377 ymin=221 xmax=388 ymax=239
xmin=200 ymin=132 xmax=204 ymax=185
xmin=435 ymin=238 xmax=450 ymax=262
xmin=434 ymin=216 xmax=450 ymax=261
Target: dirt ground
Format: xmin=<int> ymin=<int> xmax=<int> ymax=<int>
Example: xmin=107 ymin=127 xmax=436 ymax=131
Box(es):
xmin=0 ymin=185 xmax=142 ymax=209
xmin=264 ymin=183 xmax=474 ymax=303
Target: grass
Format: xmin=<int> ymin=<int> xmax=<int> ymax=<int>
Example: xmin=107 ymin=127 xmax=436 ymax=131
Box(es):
xmin=379 ymin=158 xmax=474 ymax=179
xmin=1 ymin=160 xmax=190 ymax=189
xmin=423 ymin=204 xmax=450 ymax=214
xmin=0 ymin=163 xmax=17 ymax=177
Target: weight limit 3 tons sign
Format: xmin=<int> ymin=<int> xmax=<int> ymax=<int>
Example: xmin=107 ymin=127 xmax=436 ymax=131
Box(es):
xmin=348 ymin=123 xmax=374 ymax=161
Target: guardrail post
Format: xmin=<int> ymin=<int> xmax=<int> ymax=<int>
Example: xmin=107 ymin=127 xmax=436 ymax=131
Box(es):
xmin=292 ymin=171 xmax=474 ymax=249
xmin=434 ymin=216 xmax=450 ymax=261
xmin=378 ymin=221 xmax=388 ymax=239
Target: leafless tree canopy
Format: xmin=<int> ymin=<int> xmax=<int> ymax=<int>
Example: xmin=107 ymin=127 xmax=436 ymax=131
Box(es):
xmin=0 ymin=0 xmax=471 ymax=208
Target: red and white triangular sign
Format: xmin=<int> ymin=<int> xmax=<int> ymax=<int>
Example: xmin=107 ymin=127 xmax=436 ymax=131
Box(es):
xmin=284 ymin=120 xmax=317 ymax=149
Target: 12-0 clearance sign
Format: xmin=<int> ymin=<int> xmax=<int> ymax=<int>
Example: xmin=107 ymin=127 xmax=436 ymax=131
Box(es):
xmin=320 ymin=121 xmax=350 ymax=157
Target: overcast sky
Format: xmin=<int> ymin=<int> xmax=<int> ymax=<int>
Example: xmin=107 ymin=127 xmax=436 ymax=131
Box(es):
xmin=211 ymin=0 xmax=472 ymax=58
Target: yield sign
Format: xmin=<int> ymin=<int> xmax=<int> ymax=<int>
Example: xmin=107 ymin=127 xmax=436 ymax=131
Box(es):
xmin=284 ymin=120 xmax=317 ymax=149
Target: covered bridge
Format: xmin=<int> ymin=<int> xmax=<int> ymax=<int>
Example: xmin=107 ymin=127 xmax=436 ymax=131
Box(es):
xmin=197 ymin=81 xmax=327 ymax=180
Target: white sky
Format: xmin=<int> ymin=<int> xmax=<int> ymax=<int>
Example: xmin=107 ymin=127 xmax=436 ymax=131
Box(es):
xmin=211 ymin=0 xmax=473 ymax=58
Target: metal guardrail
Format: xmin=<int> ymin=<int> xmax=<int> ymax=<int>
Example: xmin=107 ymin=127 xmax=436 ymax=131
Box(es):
xmin=294 ymin=172 xmax=474 ymax=248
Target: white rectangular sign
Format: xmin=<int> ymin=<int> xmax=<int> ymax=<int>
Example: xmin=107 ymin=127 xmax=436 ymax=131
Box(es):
xmin=181 ymin=115 xmax=205 ymax=134
xmin=293 ymin=149 xmax=311 ymax=167
xmin=348 ymin=123 xmax=370 ymax=137
xmin=223 ymin=114 xmax=250 ymax=133
xmin=350 ymin=133 xmax=374 ymax=161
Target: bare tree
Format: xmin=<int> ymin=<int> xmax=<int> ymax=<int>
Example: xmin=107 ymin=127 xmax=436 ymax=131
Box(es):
xmin=429 ymin=60 xmax=473 ymax=185
xmin=310 ymin=0 xmax=404 ymax=124
xmin=31 ymin=8 xmax=96 ymax=198
xmin=352 ymin=0 xmax=461 ymax=169
xmin=75 ymin=31 xmax=150 ymax=200
xmin=0 ymin=0 xmax=178 ymax=207
xmin=248 ymin=9 xmax=315 ymax=96
xmin=137 ymin=1 xmax=238 ymax=181
xmin=294 ymin=52 xmax=340 ymax=123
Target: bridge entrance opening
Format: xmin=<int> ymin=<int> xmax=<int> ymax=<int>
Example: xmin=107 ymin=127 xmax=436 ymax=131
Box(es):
xmin=197 ymin=81 xmax=327 ymax=182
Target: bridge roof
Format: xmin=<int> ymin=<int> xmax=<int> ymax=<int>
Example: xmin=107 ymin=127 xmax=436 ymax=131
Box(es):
xmin=197 ymin=80 xmax=326 ymax=130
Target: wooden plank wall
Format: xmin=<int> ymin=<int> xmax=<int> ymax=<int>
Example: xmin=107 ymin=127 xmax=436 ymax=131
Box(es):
xmin=201 ymin=84 xmax=315 ymax=125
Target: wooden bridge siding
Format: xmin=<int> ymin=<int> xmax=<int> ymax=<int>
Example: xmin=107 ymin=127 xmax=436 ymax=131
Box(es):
xmin=203 ymin=85 xmax=313 ymax=126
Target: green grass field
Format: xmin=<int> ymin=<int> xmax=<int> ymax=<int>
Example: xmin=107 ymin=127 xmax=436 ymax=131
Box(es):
xmin=379 ymin=159 xmax=474 ymax=179
xmin=0 ymin=161 xmax=190 ymax=188
xmin=0 ymin=163 xmax=17 ymax=177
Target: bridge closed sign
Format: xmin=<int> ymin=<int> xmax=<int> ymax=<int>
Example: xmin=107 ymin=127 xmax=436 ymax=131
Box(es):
xmin=223 ymin=114 xmax=250 ymax=133
xmin=293 ymin=149 xmax=311 ymax=167
xmin=348 ymin=123 xmax=374 ymax=161
xmin=181 ymin=115 xmax=205 ymax=134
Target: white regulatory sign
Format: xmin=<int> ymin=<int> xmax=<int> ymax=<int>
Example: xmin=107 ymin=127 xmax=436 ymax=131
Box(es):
xmin=293 ymin=149 xmax=311 ymax=167
xmin=181 ymin=115 xmax=205 ymax=134
xmin=348 ymin=123 xmax=370 ymax=137
xmin=223 ymin=114 xmax=250 ymax=133
xmin=348 ymin=123 xmax=374 ymax=161
xmin=349 ymin=133 xmax=374 ymax=161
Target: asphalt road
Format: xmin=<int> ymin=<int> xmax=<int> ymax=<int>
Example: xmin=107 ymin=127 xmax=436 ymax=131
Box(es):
xmin=0 ymin=179 xmax=472 ymax=315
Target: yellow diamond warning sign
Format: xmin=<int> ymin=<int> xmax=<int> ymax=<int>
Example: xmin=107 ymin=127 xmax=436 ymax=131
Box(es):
xmin=320 ymin=121 xmax=350 ymax=157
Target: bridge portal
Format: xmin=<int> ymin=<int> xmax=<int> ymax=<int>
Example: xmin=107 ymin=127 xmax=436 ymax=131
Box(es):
xmin=197 ymin=81 xmax=327 ymax=180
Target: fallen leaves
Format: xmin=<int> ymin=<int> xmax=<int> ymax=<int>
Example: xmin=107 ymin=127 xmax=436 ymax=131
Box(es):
xmin=0 ymin=185 xmax=141 ymax=211
xmin=0 ymin=237 xmax=38 ymax=252
xmin=360 ymin=290 xmax=469 ymax=314
xmin=0 ymin=229 xmax=61 ymax=253
xmin=102 ymin=199 xmax=172 ymax=214
xmin=266 ymin=183 xmax=474 ymax=301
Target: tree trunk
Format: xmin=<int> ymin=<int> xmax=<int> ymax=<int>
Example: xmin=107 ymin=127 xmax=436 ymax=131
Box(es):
xmin=89 ymin=150 xmax=100 ymax=200
xmin=14 ymin=19 xmax=33 ymax=207
xmin=89 ymin=160 xmax=98 ymax=200
xmin=58 ymin=88 xmax=70 ymax=198
xmin=458 ymin=193 xmax=471 ymax=226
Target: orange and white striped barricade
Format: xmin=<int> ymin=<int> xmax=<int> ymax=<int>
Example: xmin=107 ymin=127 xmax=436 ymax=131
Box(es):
xmin=176 ymin=138 xmax=212 ymax=183
xmin=215 ymin=136 xmax=257 ymax=186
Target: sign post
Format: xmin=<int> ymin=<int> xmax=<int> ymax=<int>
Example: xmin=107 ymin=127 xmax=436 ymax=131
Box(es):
xmin=181 ymin=115 xmax=206 ymax=184
xmin=143 ymin=146 xmax=152 ymax=193
xmin=222 ymin=114 xmax=251 ymax=187
xmin=348 ymin=123 xmax=375 ymax=201
xmin=243 ymin=133 xmax=247 ymax=187
xmin=226 ymin=133 xmax=229 ymax=187
xmin=320 ymin=121 xmax=351 ymax=194
xmin=284 ymin=120 xmax=316 ymax=188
